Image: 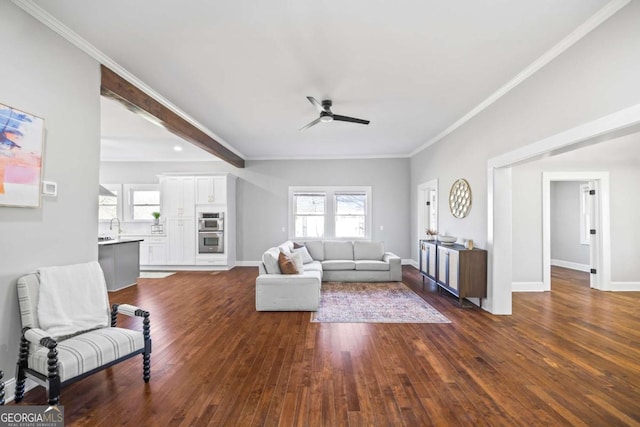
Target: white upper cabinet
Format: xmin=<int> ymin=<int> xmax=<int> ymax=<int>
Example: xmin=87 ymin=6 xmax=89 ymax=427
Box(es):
xmin=162 ymin=176 xmax=195 ymax=218
xmin=195 ymin=176 xmax=227 ymax=205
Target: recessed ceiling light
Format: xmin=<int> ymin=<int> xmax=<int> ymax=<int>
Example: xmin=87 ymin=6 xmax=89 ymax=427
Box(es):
xmin=173 ymin=146 xmax=183 ymax=152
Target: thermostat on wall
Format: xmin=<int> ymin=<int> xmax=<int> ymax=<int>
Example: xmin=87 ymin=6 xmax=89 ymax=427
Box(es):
xmin=42 ymin=181 xmax=57 ymax=196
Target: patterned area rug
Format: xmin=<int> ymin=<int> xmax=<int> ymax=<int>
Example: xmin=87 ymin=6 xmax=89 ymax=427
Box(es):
xmin=311 ymin=282 xmax=451 ymax=323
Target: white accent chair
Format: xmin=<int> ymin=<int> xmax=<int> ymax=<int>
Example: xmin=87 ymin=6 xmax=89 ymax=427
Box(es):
xmin=14 ymin=265 xmax=151 ymax=406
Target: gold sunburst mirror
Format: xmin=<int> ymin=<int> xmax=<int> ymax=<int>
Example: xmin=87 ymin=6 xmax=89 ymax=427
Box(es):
xmin=449 ymin=179 xmax=472 ymax=218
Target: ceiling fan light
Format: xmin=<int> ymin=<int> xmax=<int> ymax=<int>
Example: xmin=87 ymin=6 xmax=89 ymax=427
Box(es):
xmin=320 ymin=115 xmax=333 ymax=123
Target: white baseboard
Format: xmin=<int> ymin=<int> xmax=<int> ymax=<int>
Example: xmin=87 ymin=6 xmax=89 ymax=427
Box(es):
xmin=3 ymin=377 xmax=39 ymax=404
xmin=551 ymin=259 xmax=590 ymax=273
xmin=610 ymin=281 xmax=640 ymax=291
xmin=403 ymin=259 xmax=418 ymax=268
xmin=235 ymin=261 xmax=261 ymax=267
xmin=512 ymin=281 xmax=545 ymax=292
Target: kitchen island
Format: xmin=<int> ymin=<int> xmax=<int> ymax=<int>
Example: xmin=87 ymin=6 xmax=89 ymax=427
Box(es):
xmin=98 ymin=238 xmax=143 ymax=291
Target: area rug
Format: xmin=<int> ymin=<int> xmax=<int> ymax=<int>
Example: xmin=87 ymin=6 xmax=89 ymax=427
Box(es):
xmin=311 ymin=282 xmax=451 ymax=323
xmin=138 ymin=272 xmax=176 ymax=279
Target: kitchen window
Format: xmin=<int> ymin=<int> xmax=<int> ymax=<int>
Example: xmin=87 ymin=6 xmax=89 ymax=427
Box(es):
xmin=98 ymin=184 xmax=121 ymax=221
xmin=124 ymin=184 xmax=160 ymax=221
xmin=289 ymin=186 xmax=371 ymax=240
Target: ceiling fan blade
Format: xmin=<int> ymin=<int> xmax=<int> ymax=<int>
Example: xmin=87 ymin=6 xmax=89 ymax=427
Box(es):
xmin=299 ymin=117 xmax=322 ymax=131
xmin=333 ymin=115 xmax=370 ymax=125
xmin=307 ymin=96 xmax=326 ymax=113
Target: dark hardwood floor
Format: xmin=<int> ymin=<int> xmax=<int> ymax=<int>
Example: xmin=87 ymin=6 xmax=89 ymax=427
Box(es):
xmin=15 ymin=266 xmax=640 ymax=426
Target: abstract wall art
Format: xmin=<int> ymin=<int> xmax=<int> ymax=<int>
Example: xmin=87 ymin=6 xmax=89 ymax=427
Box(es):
xmin=0 ymin=102 xmax=44 ymax=207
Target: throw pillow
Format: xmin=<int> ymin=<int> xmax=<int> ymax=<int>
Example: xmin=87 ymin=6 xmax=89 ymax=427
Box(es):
xmin=291 ymin=251 xmax=305 ymax=273
xmin=292 ymin=246 xmax=314 ymax=264
xmin=278 ymin=251 xmax=299 ymax=274
xmin=293 ymin=242 xmax=304 ymax=249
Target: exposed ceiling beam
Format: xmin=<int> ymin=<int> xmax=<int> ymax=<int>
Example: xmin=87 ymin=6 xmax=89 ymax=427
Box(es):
xmin=100 ymin=65 xmax=245 ymax=168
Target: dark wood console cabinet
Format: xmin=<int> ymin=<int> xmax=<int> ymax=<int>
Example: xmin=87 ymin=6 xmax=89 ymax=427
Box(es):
xmin=419 ymin=240 xmax=487 ymax=306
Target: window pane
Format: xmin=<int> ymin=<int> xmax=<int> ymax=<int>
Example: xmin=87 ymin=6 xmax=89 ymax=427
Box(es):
xmin=134 ymin=205 xmax=159 ymax=220
xmin=98 ymin=193 xmax=118 ymax=220
xmin=133 ymin=190 xmax=160 ymax=205
xmin=295 ymin=216 xmax=324 ymax=238
xmin=296 ymin=194 xmax=325 ymax=214
xmin=336 ymin=194 xmax=365 ymax=215
xmin=335 ymin=215 xmax=365 ymax=238
xmin=99 ymin=206 xmax=117 ymax=220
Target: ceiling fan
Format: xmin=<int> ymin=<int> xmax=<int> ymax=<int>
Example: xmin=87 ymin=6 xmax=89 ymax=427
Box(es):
xmin=299 ymin=96 xmax=370 ymax=131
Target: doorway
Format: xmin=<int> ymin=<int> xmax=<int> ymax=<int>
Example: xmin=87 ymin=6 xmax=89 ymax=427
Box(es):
xmin=417 ymin=179 xmax=438 ymax=244
xmin=543 ymin=172 xmax=609 ymax=291
xmin=487 ymin=103 xmax=640 ymax=315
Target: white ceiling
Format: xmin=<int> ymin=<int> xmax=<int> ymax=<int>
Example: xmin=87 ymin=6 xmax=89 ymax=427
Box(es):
xmin=100 ymin=97 xmax=219 ymax=162
xmin=30 ymin=0 xmax=612 ymax=161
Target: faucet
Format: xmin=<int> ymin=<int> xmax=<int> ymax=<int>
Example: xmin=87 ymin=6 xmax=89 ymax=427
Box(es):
xmin=109 ymin=217 xmax=122 ymax=235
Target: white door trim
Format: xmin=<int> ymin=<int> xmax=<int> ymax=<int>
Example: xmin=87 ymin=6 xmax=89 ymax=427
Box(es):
xmin=487 ymin=103 xmax=640 ymax=315
xmin=417 ymin=179 xmax=438 ymax=244
xmin=542 ymin=172 xmax=610 ymax=291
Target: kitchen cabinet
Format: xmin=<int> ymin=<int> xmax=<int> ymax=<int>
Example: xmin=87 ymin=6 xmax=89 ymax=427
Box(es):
xmin=139 ymin=236 xmax=167 ymax=266
xmin=167 ymin=219 xmax=195 ymax=265
xmin=419 ymin=240 xmax=438 ymax=283
xmin=195 ymin=176 xmax=227 ymax=205
xmin=98 ymin=239 xmax=142 ymax=291
xmin=162 ymin=176 xmax=195 ymax=218
xmin=436 ymin=244 xmax=487 ymax=306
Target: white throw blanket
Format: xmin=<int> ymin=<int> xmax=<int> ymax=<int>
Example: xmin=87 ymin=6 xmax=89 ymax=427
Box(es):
xmin=37 ymin=261 xmax=110 ymax=338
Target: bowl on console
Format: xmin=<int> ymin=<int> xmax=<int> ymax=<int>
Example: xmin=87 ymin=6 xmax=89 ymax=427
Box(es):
xmin=438 ymin=235 xmax=457 ymax=245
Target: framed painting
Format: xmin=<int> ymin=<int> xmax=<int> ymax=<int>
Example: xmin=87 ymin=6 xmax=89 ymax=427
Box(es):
xmin=0 ymin=102 xmax=45 ymax=208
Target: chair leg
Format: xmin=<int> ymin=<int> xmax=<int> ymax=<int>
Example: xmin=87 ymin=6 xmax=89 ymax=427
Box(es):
xmin=143 ymin=352 xmax=151 ymax=383
xmin=43 ymin=337 xmax=60 ymax=406
xmin=48 ymin=375 xmax=61 ymax=406
xmin=142 ymin=311 xmax=151 ymax=383
xmin=14 ymin=333 xmax=29 ymax=403
xmin=0 ymin=370 xmax=5 ymax=405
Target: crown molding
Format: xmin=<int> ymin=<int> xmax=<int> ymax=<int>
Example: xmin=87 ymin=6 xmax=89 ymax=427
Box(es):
xmin=409 ymin=0 xmax=631 ymax=158
xmin=11 ymin=0 xmax=246 ymax=161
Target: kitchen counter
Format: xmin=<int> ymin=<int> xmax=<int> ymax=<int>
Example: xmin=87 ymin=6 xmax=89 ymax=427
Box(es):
xmin=98 ymin=239 xmax=141 ymax=291
xmin=98 ymin=237 xmax=144 ymax=246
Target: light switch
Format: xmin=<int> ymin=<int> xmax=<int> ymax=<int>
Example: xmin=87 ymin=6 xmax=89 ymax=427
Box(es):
xmin=379 ymin=225 xmax=384 ymax=231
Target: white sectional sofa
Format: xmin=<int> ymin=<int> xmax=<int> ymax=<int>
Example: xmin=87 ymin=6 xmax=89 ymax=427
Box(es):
xmin=255 ymin=240 xmax=401 ymax=311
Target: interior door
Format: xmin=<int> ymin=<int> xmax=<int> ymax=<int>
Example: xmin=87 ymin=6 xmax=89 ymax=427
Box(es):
xmin=588 ymin=181 xmax=599 ymax=288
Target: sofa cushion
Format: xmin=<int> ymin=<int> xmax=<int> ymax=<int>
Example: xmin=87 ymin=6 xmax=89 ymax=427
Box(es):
xmin=28 ymin=327 xmax=144 ymax=382
xmin=302 ymin=261 xmax=323 ymax=273
xmin=305 ymin=241 xmax=324 ymax=261
xmin=293 ymin=246 xmax=314 ymax=264
xmin=354 ymin=241 xmax=384 ymax=260
xmin=262 ymin=247 xmax=282 ymax=274
xmin=322 ymin=260 xmax=356 ymax=271
xmin=355 ymin=260 xmax=390 ymax=271
xmin=278 ymin=252 xmax=299 ymax=274
xmin=324 ymin=241 xmax=354 ymax=260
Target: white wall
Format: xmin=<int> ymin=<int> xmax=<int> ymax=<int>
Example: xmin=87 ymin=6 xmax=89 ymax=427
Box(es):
xmin=550 ymin=181 xmax=589 ymax=267
xmin=100 ymin=157 xmax=411 ymax=261
xmin=0 ymin=3 xmax=100 ymax=386
xmin=410 ymin=2 xmax=640 ymax=310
